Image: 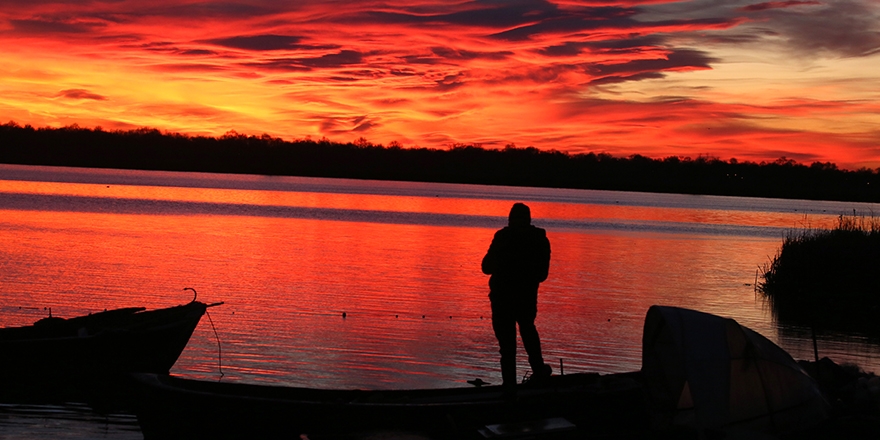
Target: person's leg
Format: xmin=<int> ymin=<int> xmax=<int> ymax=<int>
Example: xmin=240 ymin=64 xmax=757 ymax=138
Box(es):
xmin=517 ymin=302 xmax=550 ymax=378
xmin=491 ymin=301 xmax=518 ymax=388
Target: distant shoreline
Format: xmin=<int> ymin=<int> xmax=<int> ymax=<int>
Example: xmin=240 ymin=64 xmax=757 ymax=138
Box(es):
xmin=2 ymin=122 xmax=879 ymax=203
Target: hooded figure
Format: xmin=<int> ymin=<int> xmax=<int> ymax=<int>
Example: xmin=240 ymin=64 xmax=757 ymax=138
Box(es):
xmin=481 ymin=203 xmax=552 ymax=390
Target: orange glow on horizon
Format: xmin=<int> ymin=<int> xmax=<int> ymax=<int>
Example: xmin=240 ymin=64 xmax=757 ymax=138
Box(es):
xmin=1 ymin=1 xmax=879 ymax=170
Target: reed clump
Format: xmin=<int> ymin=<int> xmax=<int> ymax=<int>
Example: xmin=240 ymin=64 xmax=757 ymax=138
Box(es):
xmin=759 ymin=213 xmax=880 ymax=333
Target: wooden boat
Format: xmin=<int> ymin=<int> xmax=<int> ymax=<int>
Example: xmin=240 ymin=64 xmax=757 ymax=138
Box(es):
xmin=0 ymin=299 xmax=216 ymax=402
xmin=131 ymin=371 xmax=648 ymax=439
xmin=131 ymin=306 xmax=834 ymax=439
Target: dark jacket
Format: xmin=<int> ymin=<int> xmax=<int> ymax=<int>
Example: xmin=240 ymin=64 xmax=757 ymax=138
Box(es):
xmin=481 ymin=225 xmax=551 ymax=302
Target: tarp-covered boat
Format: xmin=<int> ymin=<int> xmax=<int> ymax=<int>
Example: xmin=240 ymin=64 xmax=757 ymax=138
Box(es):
xmin=131 ymin=305 xmax=828 ymax=439
xmin=642 ymin=305 xmax=828 ymax=434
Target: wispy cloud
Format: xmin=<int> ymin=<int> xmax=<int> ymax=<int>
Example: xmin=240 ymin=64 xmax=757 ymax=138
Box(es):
xmin=736 ymin=0 xmax=880 ymax=57
xmin=57 ymin=89 xmax=107 ymax=101
xmin=10 ymin=18 xmax=105 ymax=35
xmin=203 ymin=34 xmax=341 ymax=52
xmin=739 ymin=1 xmax=822 ymax=12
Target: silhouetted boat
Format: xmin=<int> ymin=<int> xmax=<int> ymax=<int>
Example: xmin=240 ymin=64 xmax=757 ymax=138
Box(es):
xmin=0 ymin=299 xmax=215 ymax=402
xmin=131 ymin=306 xmax=831 ymax=440
xmin=132 ymin=371 xmax=645 ymax=439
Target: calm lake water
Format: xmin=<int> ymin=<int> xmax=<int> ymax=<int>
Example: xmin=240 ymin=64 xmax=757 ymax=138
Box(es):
xmin=2 ymin=163 xmax=880 ymax=438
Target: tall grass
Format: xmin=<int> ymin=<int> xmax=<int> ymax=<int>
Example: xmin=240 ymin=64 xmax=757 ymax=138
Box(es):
xmin=759 ymin=213 xmax=880 ymax=333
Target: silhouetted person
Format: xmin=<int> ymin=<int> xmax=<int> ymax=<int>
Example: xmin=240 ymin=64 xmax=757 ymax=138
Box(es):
xmin=481 ymin=203 xmax=552 ymax=391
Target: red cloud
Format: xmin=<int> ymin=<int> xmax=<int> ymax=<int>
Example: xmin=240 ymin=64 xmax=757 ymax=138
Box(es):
xmin=57 ymin=89 xmax=107 ymax=101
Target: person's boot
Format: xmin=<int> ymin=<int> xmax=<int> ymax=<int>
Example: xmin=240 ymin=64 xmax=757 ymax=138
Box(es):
xmin=527 ymin=363 xmax=552 ymax=385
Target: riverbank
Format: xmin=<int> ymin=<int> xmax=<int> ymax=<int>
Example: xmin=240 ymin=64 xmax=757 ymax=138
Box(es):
xmin=2 ymin=122 xmax=879 ymax=203
xmin=792 ymin=358 xmax=880 ymax=440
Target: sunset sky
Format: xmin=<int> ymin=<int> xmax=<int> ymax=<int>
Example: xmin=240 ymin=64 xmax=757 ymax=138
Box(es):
xmin=1 ymin=1 xmax=879 ymax=169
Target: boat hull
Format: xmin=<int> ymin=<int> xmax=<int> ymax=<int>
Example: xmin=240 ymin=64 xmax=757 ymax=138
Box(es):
xmin=132 ymin=372 xmax=648 ymax=439
xmin=0 ymin=301 xmax=208 ymax=402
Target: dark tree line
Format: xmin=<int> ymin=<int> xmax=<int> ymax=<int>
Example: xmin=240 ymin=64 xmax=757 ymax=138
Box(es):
xmin=2 ymin=122 xmax=879 ymax=202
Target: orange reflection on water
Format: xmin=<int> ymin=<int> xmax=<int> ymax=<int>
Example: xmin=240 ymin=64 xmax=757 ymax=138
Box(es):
xmin=0 ymin=178 xmax=844 ymax=233
xmin=529 ymin=200 xmax=841 ymax=230
xmin=0 ymin=178 xmax=502 ymax=220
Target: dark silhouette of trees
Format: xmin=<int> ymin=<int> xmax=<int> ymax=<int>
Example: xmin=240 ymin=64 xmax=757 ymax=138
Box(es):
xmin=1 ymin=121 xmax=878 ymax=202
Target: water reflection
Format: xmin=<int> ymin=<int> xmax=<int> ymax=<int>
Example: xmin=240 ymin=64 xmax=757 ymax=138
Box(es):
xmin=1 ymin=164 xmax=879 ymax=393
xmin=0 ymin=402 xmax=140 ymax=440
xmin=0 ymin=168 xmax=863 ymax=233
xmin=777 ymin=323 xmax=880 ymax=370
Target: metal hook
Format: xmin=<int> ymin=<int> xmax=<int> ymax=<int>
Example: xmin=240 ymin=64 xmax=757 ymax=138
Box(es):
xmin=184 ymin=287 xmax=197 ymax=302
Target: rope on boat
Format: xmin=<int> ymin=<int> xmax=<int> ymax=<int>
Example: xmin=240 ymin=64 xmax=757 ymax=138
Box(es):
xmin=184 ymin=287 xmax=224 ymax=378
xmin=205 ymin=307 xmax=225 ymax=379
